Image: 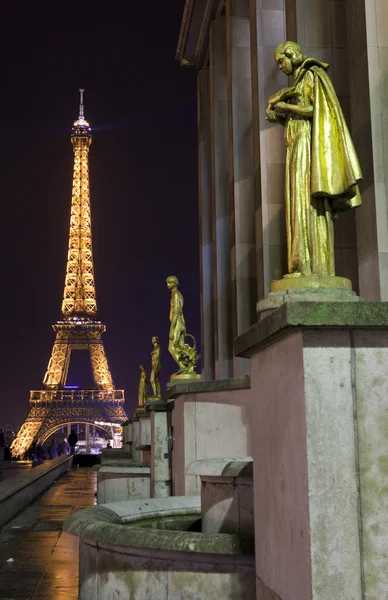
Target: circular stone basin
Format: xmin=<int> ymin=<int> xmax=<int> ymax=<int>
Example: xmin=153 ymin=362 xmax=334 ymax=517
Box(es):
xmin=64 ymin=496 xmax=255 ymax=600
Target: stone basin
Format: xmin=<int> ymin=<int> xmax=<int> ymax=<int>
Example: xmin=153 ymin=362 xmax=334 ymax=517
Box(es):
xmin=63 ymin=496 xmax=255 ymax=599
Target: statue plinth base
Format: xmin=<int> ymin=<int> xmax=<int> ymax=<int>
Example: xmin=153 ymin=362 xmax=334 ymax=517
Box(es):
xmin=135 ymin=406 xmax=146 ymax=417
xmin=258 ymin=276 xmax=359 ymax=318
xmin=169 ymin=372 xmax=202 ymax=382
xmin=270 ymin=274 xmax=352 ymax=293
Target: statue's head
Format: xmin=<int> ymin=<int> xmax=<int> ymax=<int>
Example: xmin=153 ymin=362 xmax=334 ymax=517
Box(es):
xmin=140 ymin=364 xmax=145 ymax=373
xmin=152 ymin=336 xmax=160 ymax=345
xmin=166 ymin=275 xmax=179 ymax=290
xmin=274 ymin=41 xmax=305 ymax=75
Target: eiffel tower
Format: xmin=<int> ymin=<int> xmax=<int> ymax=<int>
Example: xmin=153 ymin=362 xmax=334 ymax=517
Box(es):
xmin=11 ymin=91 xmax=127 ymax=457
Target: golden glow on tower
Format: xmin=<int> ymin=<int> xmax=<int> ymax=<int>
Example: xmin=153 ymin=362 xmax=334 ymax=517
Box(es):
xmin=62 ymin=95 xmax=96 ymax=316
xmin=10 ymin=90 xmax=127 ymax=458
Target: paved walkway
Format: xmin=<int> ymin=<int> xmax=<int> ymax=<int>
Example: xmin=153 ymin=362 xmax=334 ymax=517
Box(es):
xmin=0 ymin=467 xmax=96 ymax=599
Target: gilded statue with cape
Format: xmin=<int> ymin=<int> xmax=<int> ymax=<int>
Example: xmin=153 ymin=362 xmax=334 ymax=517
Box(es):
xmin=266 ymin=42 xmax=362 ymax=286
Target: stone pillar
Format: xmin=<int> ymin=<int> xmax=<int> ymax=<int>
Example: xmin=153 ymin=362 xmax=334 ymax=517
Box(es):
xmin=67 ymin=424 xmax=71 ymax=437
xmin=345 ymin=0 xmax=388 ymax=299
xmin=132 ymin=418 xmax=141 ymax=463
xmin=210 ymin=17 xmax=234 ymax=379
xmin=122 ymin=421 xmax=132 ymax=454
xmin=284 ymin=0 xmax=359 ymax=289
xmin=147 ymin=402 xmax=171 ymax=498
xmin=249 ymin=0 xmax=288 ymax=298
xmin=198 ymin=69 xmax=215 ymax=380
xmin=139 ymin=416 xmax=151 ymax=447
xmin=235 ymin=302 xmax=388 ymax=600
xmin=85 ymin=423 xmax=90 ymax=454
xmin=226 ymin=0 xmax=257 ymax=376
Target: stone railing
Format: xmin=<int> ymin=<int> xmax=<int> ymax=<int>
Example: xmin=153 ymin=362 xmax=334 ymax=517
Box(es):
xmin=0 ymin=455 xmax=72 ymax=526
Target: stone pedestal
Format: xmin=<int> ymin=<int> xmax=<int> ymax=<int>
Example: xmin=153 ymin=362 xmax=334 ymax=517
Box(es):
xmin=186 ymin=458 xmax=253 ymax=537
xmin=168 ymin=377 xmax=252 ymax=496
xmin=122 ymin=420 xmax=132 ymax=454
xmin=235 ymin=301 xmax=388 ymax=600
xmin=139 ymin=414 xmax=151 ymax=447
xmin=146 ymin=400 xmax=171 ymax=498
xmin=131 ymin=417 xmax=141 ymax=464
xmin=137 ymin=414 xmax=151 ymax=468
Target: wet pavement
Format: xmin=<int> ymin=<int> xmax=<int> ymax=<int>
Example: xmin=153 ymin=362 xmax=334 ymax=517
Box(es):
xmin=0 ymin=467 xmax=96 ymax=599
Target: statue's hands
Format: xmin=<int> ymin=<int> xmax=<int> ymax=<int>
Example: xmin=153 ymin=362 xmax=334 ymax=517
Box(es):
xmin=268 ymin=90 xmax=284 ymax=108
xmin=266 ymin=109 xmax=278 ymax=123
xmin=274 ymin=101 xmax=290 ymax=113
xmin=268 ymin=87 xmax=299 ymax=107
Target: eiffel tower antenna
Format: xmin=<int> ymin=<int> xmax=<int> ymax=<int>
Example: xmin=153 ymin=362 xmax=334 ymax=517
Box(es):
xmin=79 ymin=88 xmax=84 ymax=118
xmin=11 ymin=92 xmax=127 ymax=458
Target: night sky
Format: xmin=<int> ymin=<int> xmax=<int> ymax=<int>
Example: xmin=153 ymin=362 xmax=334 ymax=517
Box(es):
xmin=0 ymin=2 xmax=199 ymax=425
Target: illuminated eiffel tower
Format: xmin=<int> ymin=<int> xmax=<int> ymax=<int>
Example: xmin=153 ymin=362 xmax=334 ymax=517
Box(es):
xmin=11 ymin=91 xmax=127 ymax=457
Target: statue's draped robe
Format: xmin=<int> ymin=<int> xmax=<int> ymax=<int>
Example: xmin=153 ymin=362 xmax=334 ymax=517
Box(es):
xmin=284 ymin=58 xmax=362 ymax=276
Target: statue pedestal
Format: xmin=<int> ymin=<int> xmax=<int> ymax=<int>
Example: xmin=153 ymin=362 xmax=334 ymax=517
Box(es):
xmin=257 ymin=277 xmax=360 ymax=320
xmin=167 ymin=378 xmax=251 ymax=496
xmin=235 ymin=301 xmax=388 ymax=600
xmin=145 ymin=399 xmax=172 ymax=498
xmin=169 ymin=372 xmax=202 ymax=382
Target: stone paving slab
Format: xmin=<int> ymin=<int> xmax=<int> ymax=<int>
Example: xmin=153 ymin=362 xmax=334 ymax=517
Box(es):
xmin=0 ymin=468 xmax=96 ymax=600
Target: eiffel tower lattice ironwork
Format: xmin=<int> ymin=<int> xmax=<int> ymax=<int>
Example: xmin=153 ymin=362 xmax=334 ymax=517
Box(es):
xmin=11 ymin=91 xmax=127 ymax=457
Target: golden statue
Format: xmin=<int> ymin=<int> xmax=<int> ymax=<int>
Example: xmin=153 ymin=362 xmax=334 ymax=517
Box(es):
xmin=137 ymin=364 xmax=147 ymax=407
xmin=150 ymin=336 xmax=162 ymax=398
xmin=166 ymin=275 xmax=201 ymax=380
xmin=266 ymin=42 xmax=362 ymax=290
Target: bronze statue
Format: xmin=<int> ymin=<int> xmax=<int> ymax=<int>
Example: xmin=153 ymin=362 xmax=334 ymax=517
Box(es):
xmin=166 ymin=275 xmax=200 ymax=379
xmin=266 ymin=42 xmax=362 ymax=282
xmin=150 ymin=336 xmax=161 ymax=398
xmin=137 ymin=364 xmax=147 ymax=407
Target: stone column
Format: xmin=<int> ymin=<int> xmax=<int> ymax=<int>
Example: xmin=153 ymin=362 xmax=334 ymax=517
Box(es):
xmin=210 ymin=17 xmax=234 ymax=379
xmin=285 ymin=0 xmax=359 ymax=289
xmin=85 ymin=423 xmax=90 ymax=454
xmin=197 ymin=69 xmax=215 ymax=380
xmin=249 ymin=0 xmax=288 ymax=298
xmin=345 ymin=0 xmax=388 ymax=299
xmin=226 ymin=0 xmax=257 ymax=376
xmin=67 ymin=424 xmax=71 ymax=437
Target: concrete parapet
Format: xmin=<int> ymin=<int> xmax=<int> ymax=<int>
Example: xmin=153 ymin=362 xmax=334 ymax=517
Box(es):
xmin=0 ymin=455 xmax=72 ymax=527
